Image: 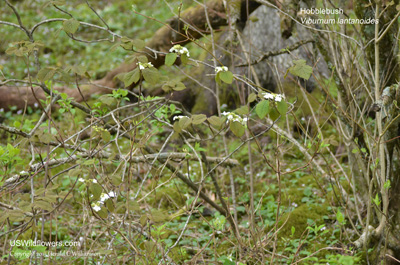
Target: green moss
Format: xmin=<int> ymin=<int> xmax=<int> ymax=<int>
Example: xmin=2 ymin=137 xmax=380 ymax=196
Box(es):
xmin=277 ymin=203 xmax=330 ymax=238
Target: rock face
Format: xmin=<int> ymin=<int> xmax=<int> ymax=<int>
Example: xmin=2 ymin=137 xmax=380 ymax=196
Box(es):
xmin=190 ymin=4 xmax=329 ymax=115
xmin=240 ymin=5 xmax=328 ymax=92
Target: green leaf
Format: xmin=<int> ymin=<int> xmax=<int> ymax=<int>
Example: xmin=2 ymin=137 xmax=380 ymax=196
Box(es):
xmin=98 ymin=94 xmax=116 ymax=106
xmin=132 ymin=39 xmax=145 ymax=49
xmin=101 ymin=130 xmax=111 ymax=142
xmin=110 ymin=174 xmax=122 ymax=186
xmin=235 ymin=105 xmax=248 ymax=115
xmin=97 ymin=207 xmax=108 ymax=219
xmin=277 ymin=101 xmax=288 ymax=115
xmin=162 ymin=80 xmax=186 ymax=92
xmin=219 ymin=71 xmax=233 ymax=84
xmin=34 ymin=200 xmax=53 ymax=211
xmin=384 ymin=179 xmax=391 ymax=189
xmin=150 ymin=209 xmax=168 ymax=223
xmin=229 ymin=121 xmax=245 ymax=137
xmin=248 ymin=93 xmax=257 ymax=103
xmin=38 ymin=132 xmax=55 ymax=144
xmin=106 ymin=199 xmax=114 ymax=212
xmin=37 ymin=67 xmax=56 ymax=82
xmin=178 ymin=116 xmax=191 ymax=130
xmin=269 ymin=107 xmax=280 ymax=121
xmin=122 ymin=68 xmax=140 ymax=87
xmin=128 ymin=200 xmax=140 ymax=211
xmin=142 ymin=68 xmax=159 ymax=85
xmin=255 ymin=100 xmax=270 ymax=119
xmin=181 ymin=53 xmax=189 ymax=64
xmin=63 ymin=18 xmax=80 ymax=34
xmin=165 ymin=53 xmax=177 ymax=66
xmin=288 ymin=59 xmax=313 ymax=80
xmin=373 ymin=194 xmax=381 ymax=206
xmin=90 ymin=183 xmax=102 ymax=200
xmin=137 ymin=55 xmax=148 ymax=63
xmin=192 ymin=114 xmax=207 ymax=125
xmin=336 ymin=209 xmax=345 ymax=225
xmin=207 ymin=116 xmax=224 ymax=128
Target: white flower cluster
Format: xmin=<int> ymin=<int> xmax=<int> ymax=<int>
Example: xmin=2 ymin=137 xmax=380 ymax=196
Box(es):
xmin=173 ymin=115 xmax=187 ymax=121
xmin=215 ymin=66 xmax=228 ymax=73
xmin=222 ymin=111 xmax=248 ymax=126
xmin=262 ymin=92 xmax=285 ymax=102
xmin=169 ymin=45 xmax=190 ymax=57
xmin=137 ymin=62 xmax=154 ymax=70
xmin=79 ymin=178 xmax=98 ymax=183
xmin=91 ymin=191 xmax=116 ymax=212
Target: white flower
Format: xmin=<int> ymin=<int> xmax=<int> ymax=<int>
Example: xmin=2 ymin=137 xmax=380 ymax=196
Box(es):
xmin=34 ymin=102 xmax=39 ymax=108
xmin=275 ymin=94 xmax=283 ymax=102
xmin=17 ymin=109 xmax=22 ymax=115
xmin=173 ymin=115 xmax=186 ymax=121
xmin=92 ymin=179 xmax=98 ymax=183
xmin=137 ymin=62 xmax=153 ymax=70
xmin=91 ymin=203 xmax=101 ymax=212
xmin=215 ymin=66 xmax=228 ymax=73
xmin=169 ymin=45 xmax=190 ymax=57
xmin=0 ymin=108 xmax=3 ymax=112
xmin=262 ymin=92 xmax=285 ymax=102
xmin=108 ymin=191 xmax=116 ymax=198
xmin=78 ymin=178 xmax=85 ymax=182
xmin=320 ymin=226 xmax=326 ymax=231
xmin=221 ymin=111 xmax=248 ymax=126
xmin=100 ymin=193 xmax=110 ymax=202
xmin=263 ymin=92 xmax=274 ymax=100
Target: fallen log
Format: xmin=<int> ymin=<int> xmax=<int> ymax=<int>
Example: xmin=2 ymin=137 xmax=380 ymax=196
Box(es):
xmin=0 ymin=0 xmax=260 ymax=111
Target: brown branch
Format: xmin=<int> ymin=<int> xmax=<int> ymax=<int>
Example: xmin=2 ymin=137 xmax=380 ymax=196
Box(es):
xmin=236 ymin=38 xmax=315 ymax=67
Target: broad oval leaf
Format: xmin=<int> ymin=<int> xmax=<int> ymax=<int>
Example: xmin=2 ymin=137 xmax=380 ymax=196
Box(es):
xmin=37 ymin=67 xmax=56 ymax=82
xmin=142 ymin=68 xmax=159 ymax=85
xmin=192 ymin=114 xmax=207 ymax=125
xmin=207 ymin=116 xmax=224 ymax=128
xmin=123 ymin=68 xmax=140 ymax=87
xmin=219 ymin=71 xmax=233 ymax=84
xmin=288 ymin=59 xmax=313 ymax=80
xmin=165 ymin=53 xmax=177 ymax=66
xmin=277 ymin=101 xmax=288 ymax=115
xmin=90 ymin=183 xmax=102 ymax=200
xmin=248 ymin=93 xmax=257 ymax=103
xmin=63 ymin=18 xmax=80 ymax=34
xmin=181 ymin=53 xmax=189 ymax=64
xmin=229 ymin=121 xmax=245 ymax=137
xmin=235 ymin=105 xmax=248 ymax=115
xmin=132 ymin=39 xmax=145 ymax=49
xmin=255 ymin=100 xmax=269 ymax=119
xmin=178 ymin=116 xmax=191 ymax=130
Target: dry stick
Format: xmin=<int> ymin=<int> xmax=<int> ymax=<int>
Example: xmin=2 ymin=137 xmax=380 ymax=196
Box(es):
xmin=200 ymin=150 xmax=240 ymax=239
xmin=201 ymin=0 xmax=240 ymax=241
xmin=236 ymin=38 xmax=315 ymax=67
xmin=143 ymin=145 xmax=228 ymax=217
xmin=374 ymin=3 xmax=389 ymax=245
xmin=158 ymin=139 xmax=206 ymax=264
xmin=296 ymin=79 xmax=363 ymax=227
